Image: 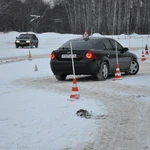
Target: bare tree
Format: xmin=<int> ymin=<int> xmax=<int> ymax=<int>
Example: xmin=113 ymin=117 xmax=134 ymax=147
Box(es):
xmin=0 ymin=0 xmax=150 ymax=34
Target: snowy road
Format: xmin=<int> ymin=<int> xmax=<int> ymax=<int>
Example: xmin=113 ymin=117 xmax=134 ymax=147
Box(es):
xmin=1 ymin=32 xmax=150 ymax=150
xmin=12 ymin=59 xmax=150 ymax=150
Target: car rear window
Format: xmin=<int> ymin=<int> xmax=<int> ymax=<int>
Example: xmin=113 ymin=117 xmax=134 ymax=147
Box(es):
xmin=59 ymin=39 xmax=97 ymax=50
xmin=93 ymin=41 xmax=105 ymax=49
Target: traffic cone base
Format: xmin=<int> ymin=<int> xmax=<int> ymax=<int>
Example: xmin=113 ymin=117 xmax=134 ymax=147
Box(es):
xmin=113 ymin=64 xmax=122 ymax=81
xmin=69 ymin=78 xmax=80 ymax=101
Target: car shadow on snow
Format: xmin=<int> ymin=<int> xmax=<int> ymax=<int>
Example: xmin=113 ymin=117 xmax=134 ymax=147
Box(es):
xmin=63 ymin=72 xmax=138 ymax=82
xmin=63 ymin=74 xmax=114 ymax=82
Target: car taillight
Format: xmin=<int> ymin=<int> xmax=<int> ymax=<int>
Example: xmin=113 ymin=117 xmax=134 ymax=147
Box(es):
xmin=50 ymin=52 xmax=56 ymax=60
xmin=85 ymin=51 xmax=97 ymax=59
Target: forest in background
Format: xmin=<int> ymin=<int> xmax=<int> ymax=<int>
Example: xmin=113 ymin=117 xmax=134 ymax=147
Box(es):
xmin=0 ymin=0 xmax=150 ymax=35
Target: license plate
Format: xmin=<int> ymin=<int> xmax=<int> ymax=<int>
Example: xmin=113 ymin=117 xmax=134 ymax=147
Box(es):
xmin=61 ymin=54 xmax=77 ymax=58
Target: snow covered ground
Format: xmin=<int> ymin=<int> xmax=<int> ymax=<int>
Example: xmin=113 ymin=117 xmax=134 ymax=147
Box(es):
xmin=0 ymin=31 xmax=150 ymax=150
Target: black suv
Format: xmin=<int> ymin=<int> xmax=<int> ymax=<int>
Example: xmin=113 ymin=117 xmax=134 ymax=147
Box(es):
xmin=50 ymin=37 xmax=139 ymax=81
xmin=15 ymin=33 xmax=39 ymax=48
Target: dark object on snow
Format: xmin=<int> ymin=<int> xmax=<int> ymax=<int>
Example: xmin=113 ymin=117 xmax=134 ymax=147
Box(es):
xmin=76 ymin=109 xmax=92 ymax=119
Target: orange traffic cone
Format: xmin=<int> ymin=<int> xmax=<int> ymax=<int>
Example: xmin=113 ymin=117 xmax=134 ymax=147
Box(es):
xmin=145 ymin=45 xmax=149 ymax=55
xmin=113 ymin=64 xmax=122 ymax=81
xmin=141 ymin=51 xmax=146 ymax=61
xmin=28 ymin=50 xmax=32 ymax=60
xmin=69 ymin=78 xmax=80 ymax=101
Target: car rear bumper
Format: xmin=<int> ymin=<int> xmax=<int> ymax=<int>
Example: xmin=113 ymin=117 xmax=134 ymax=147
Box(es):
xmin=50 ymin=59 xmax=99 ymax=75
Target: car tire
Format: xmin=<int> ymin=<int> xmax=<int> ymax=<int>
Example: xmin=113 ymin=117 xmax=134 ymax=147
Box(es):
xmin=30 ymin=43 xmax=33 ymax=48
xmin=96 ymin=62 xmax=109 ymax=81
xmin=55 ymin=74 xmax=67 ymax=81
xmin=21 ymin=46 xmax=24 ymax=48
xmin=35 ymin=43 xmax=38 ymax=48
xmin=128 ymin=60 xmax=139 ymax=75
xmin=16 ymin=45 xmax=19 ymax=48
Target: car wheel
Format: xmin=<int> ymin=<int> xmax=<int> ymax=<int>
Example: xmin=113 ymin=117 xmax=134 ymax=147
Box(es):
xmin=128 ymin=60 xmax=139 ymax=75
xmin=96 ymin=62 xmax=108 ymax=81
xmin=35 ymin=43 xmax=38 ymax=48
xmin=30 ymin=43 xmax=33 ymax=48
xmin=21 ymin=46 xmax=24 ymax=48
xmin=55 ymin=74 xmax=67 ymax=81
xmin=16 ymin=45 xmax=19 ymax=48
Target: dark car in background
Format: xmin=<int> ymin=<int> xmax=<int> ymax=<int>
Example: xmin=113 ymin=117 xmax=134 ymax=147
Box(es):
xmin=50 ymin=37 xmax=139 ymax=81
xmin=15 ymin=33 xmax=39 ymax=48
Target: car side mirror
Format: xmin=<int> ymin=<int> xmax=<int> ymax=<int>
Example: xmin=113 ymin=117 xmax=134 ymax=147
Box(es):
xmin=120 ymin=47 xmax=128 ymax=54
xmin=123 ymin=47 xmax=129 ymax=52
xmin=16 ymin=37 xmax=18 ymax=39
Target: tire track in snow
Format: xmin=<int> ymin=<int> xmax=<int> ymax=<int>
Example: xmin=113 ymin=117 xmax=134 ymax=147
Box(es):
xmin=0 ymin=54 xmax=49 ymax=64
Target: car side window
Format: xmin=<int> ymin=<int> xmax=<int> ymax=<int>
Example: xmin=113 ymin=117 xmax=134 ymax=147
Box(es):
xmin=102 ymin=39 xmax=113 ymax=50
xmin=32 ymin=35 xmax=36 ymax=39
xmin=32 ymin=35 xmax=35 ymax=39
xmin=109 ymin=39 xmax=123 ymax=51
xmin=93 ymin=41 xmax=105 ymax=50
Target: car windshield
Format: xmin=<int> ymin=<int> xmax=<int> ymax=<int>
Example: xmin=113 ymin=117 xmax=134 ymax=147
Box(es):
xmin=59 ymin=39 xmax=97 ymax=50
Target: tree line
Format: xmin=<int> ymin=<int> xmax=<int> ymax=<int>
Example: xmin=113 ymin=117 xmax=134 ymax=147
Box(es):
xmin=0 ymin=0 xmax=149 ymax=35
